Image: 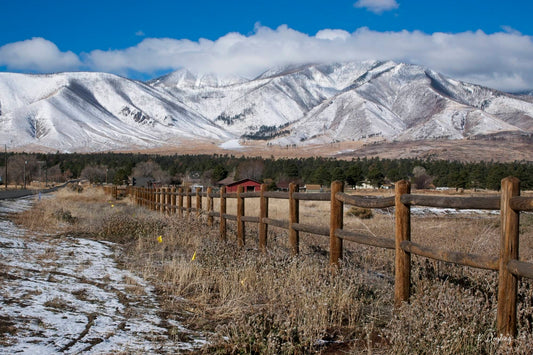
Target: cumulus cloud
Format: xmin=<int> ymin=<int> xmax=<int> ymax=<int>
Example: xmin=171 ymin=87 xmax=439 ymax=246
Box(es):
xmin=2 ymin=26 xmax=533 ymax=92
xmin=83 ymin=25 xmax=533 ymax=91
xmin=354 ymin=0 xmax=399 ymax=14
xmin=0 ymin=37 xmax=81 ymax=72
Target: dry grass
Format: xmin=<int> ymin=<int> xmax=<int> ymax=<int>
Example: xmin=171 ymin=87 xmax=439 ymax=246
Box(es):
xmin=12 ymin=186 xmax=533 ymax=353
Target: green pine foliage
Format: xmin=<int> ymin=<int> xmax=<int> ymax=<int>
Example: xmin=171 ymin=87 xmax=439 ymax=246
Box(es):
xmin=3 ymin=151 xmax=532 ymax=190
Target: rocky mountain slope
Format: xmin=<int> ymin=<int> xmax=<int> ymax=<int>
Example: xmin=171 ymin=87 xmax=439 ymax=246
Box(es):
xmin=1 ymin=61 xmax=532 ymax=152
xmin=0 ymin=72 xmax=231 ymax=152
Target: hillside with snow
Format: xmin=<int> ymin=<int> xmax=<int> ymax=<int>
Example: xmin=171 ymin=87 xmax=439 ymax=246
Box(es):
xmin=0 ymin=61 xmax=532 ymax=152
xmin=0 ymin=72 xmax=232 ymax=152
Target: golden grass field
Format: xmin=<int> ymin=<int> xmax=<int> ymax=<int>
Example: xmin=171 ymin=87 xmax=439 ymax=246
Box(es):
xmin=86 ymin=136 xmax=533 ymax=162
xmin=11 ymin=184 xmax=533 ymax=354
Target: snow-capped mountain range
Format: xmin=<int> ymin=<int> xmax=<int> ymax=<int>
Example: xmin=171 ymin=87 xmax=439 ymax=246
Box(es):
xmin=1 ymin=61 xmax=532 ymax=152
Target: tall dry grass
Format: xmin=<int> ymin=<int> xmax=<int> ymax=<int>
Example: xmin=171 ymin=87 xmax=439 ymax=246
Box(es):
xmin=12 ymin=186 xmax=533 ymax=353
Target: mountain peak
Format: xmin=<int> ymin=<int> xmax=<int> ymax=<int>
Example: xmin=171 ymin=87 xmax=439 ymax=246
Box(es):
xmin=150 ymin=68 xmax=248 ymax=89
xmin=1 ymin=61 xmax=532 ymax=153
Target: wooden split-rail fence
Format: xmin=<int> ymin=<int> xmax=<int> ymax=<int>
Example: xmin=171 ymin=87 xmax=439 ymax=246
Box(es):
xmin=105 ymin=177 xmax=533 ymax=337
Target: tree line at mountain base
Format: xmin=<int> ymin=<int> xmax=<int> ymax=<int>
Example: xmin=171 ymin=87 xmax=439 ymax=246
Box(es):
xmin=1 ymin=152 xmax=531 ymax=190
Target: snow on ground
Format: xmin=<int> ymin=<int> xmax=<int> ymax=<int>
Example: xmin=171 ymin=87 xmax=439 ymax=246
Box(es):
xmin=410 ymin=206 xmax=500 ymax=216
xmin=219 ymin=139 xmax=244 ymax=149
xmin=0 ymin=197 xmax=206 ymax=354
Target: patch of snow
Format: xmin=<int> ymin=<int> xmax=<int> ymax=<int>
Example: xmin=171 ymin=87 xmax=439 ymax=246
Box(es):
xmin=0 ymin=196 xmax=206 ymax=353
xmin=219 ymin=139 xmax=243 ymax=149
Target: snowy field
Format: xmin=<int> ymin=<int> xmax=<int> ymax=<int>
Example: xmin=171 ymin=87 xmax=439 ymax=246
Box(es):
xmin=0 ymin=197 xmax=205 ymax=354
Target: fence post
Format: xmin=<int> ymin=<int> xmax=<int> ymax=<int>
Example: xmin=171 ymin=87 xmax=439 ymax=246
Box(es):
xmin=289 ymin=183 xmax=299 ymax=255
xmin=220 ymin=186 xmax=227 ymax=240
xmin=165 ymin=186 xmax=171 ymax=215
xmin=151 ymin=187 xmax=156 ymax=210
xmin=196 ymin=187 xmax=202 ymax=218
xmin=178 ymin=187 xmax=183 ymax=218
xmin=186 ymin=187 xmax=192 ymax=218
xmin=330 ymin=181 xmax=344 ymax=266
xmin=155 ymin=187 xmax=163 ymax=212
xmin=171 ymin=186 xmax=176 ymax=214
xmin=207 ymin=187 xmax=213 ymax=226
xmin=259 ymin=183 xmax=268 ymax=252
xmin=497 ymin=177 xmax=520 ymax=337
xmin=160 ymin=188 xmax=165 ymax=213
xmin=159 ymin=188 xmax=165 ymax=213
xmin=146 ymin=188 xmax=149 ymax=209
xmin=395 ymin=180 xmax=411 ymax=307
xmin=237 ymin=186 xmax=245 ymax=247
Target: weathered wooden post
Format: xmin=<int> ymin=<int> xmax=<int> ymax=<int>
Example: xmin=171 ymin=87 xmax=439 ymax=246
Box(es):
xmin=497 ymin=177 xmax=520 ymax=336
xmin=178 ymin=187 xmax=184 ymax=218
xmin=157 ymin=188 xmax=161 ymax=212
xmin=207 ymin=187 xmax=214 ymax=226
xmin=171 ymin=186 xmax=176 ymax=214
xmin=165 ymin=187 xmax=171 ymax=214
xmin=151 ymin=187 xmax=156 ymax=211
xmin=237 ymin=185 xmax=245 ymax=247
xmin=289 ymin=183 xmax=299 ymax=255
xmin=186 ymin=187 xmax=192 ymax=218
xmin=159 ymin=188 xmax=165 ymax=213
xmin=259 ymin=183 xmax=268 ymax=252
xmin=160 ymin=188 xmax=165 ymax=213
xmin=196 ymin=187 xmax=202 ymax=218
xmin=395 ymin=180 xmax=411 ymax=307
xmin=161 ymin=187 xmax=168 ymax=213
xmin=145 ymin=188 xmax=148 ymax=208
xmin=330 ymin=181 xmax=344 ymax=266
xmin=220 ymin=186 xmax=227 ymax=240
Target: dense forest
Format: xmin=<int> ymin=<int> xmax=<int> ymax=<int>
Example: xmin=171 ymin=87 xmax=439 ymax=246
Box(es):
xmin=1 ymin=151 xmax=532 ymax=190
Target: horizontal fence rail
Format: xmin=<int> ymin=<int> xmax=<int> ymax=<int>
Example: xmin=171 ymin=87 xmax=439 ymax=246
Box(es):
xmin=112 ymin=177 xmax=533 ymax=338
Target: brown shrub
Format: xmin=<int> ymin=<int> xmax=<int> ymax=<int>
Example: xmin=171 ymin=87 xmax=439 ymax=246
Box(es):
xmin=346 ymin=206 xmax=373 ymax=219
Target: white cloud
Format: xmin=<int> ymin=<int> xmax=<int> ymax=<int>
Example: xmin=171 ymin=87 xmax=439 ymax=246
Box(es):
xmin=0 ymin=37 xmax=81 ymax=72
xmin=315 ymin=29 xmax=351 ymax=41
xmin=135 ymin=30 xmax=145 ymax=37
xmin=83 ymin=25 xmax=533 ymax=91
xmin=2 ymin=26 xmax=533 ymax=92
xmin=354 ymin=0 xmax=399 ymax=14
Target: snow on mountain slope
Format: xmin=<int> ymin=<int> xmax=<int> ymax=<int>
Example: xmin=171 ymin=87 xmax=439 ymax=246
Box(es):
xmin=283 ymin=89 xmax=405 ymax=144
xmin=0 ymin=72 xmax=232 ymax=151
xmin=1 ymin=61 xmax=532 ymax=152
xmin=155 ymin=61 xmax=532 ymax=146
xmin=153 ymin=61 xmax=383 ymax=136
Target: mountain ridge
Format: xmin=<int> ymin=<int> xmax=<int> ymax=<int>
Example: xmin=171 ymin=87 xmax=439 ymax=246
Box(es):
xmin=1 ymin=61 xmax=532 ymax=153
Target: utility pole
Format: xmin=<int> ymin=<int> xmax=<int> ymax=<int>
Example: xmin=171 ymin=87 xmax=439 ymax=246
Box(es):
xmin=4 ymin=144 xmax=7 ymax=190
xmin=23 ymin=160 xmax=27 ymax=190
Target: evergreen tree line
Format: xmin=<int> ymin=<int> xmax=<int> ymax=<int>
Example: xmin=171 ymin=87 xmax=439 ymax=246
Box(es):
xmin=1 ymin=151 xmax=531 ymax=190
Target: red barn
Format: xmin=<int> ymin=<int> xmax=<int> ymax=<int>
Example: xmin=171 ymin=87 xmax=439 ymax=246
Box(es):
xmin=219 ymin=178 xmax=262 ymax=193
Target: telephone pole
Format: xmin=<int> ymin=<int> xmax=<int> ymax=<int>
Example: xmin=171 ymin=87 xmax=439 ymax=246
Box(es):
xmin=4 ymin=144 xmax=7 ymax=190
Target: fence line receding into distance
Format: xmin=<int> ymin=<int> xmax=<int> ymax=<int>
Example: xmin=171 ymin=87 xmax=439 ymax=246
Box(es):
xmin=104 ymin=177 xmax=533 ymax=338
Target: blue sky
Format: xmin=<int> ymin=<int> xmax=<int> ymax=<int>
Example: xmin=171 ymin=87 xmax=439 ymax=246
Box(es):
xmin=1 ymin=0 xmax=532 ymax=91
